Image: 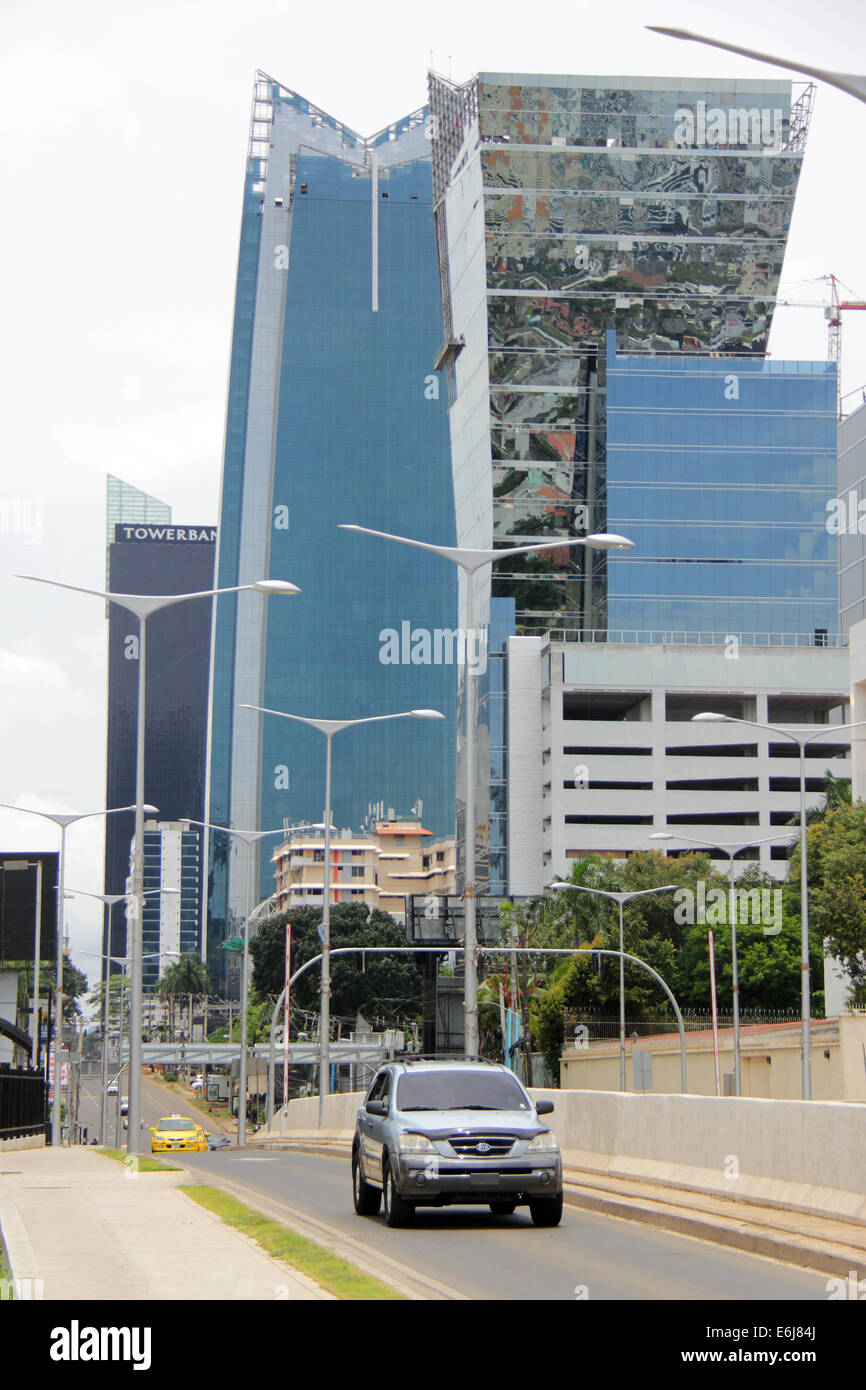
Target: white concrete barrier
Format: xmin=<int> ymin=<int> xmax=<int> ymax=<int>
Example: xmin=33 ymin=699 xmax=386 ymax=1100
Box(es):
xmin=269 ymin=1087 xmax=866 ymax=1200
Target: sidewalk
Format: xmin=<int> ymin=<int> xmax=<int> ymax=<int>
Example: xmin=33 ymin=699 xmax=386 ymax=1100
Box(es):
xmin=0 ymin=1145 xmax=330 ymax=1301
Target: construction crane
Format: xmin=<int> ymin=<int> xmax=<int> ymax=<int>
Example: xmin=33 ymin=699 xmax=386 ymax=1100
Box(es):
xmin=774 ymin=273 xmax=866 ymax=421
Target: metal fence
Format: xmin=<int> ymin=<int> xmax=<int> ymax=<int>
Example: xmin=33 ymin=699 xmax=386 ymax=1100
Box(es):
xmin=0 ymin=1064 xmax=47 ymax=1140
xmin=565 ymin=1009 xmax=801 ymax=1041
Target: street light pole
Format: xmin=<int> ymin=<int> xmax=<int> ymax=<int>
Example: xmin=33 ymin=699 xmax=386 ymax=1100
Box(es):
xmin=181 ymin=816 xmax=281 ymax=1147
xmin=649 ymin=830 xmax=788 ymax=1095
xmin=646 ymin=26 xmax=866 ymax=105
xmin=16 ymin=573 xmax=300 ymax=1153
xmin=690 ymin=712 xmax=866 ymax=1098
xmin=339 ymin=524 xmax=634 ymax=1059
xmin=547 ymin=881 xmax=677 ymax=1090
xmin=0 ymin=801 xmax=145 ymax=1145
xmin=240 ymin=703 xmax=445 ymax=1124
xmin=68 ymin=889 xmax=178 ymax=1143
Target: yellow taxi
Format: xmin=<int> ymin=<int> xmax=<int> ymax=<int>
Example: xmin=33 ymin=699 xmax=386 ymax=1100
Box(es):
xmin=150 ymin=1114 xmax=209 ymax=1153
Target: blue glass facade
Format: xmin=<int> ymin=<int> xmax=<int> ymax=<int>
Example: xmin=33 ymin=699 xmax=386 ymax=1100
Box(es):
xmin=606 ymin=334 xmax=838 ymax=637
xmin=207 ymin=78 xmax=457 ymax=972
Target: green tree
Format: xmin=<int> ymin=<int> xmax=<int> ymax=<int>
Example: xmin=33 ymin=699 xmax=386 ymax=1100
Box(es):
xmin=158 ymin=955 xmax=210 ymax=1040
xmin=249 ymin=903 xmax=421 ymax=1028
xmin=792 ymin=799 xmax=866 ymax=996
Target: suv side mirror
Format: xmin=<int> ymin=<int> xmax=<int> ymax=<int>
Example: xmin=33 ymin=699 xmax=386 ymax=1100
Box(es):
xmin=535 ymin=1099 xmax=554 ymax=1116
xmin=365 ymin=1099 xmax=388 ymax=1116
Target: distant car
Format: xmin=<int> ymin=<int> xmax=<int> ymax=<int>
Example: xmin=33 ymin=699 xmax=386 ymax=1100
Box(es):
xmin=120 ymin=1098 xmax=129 ymax=1116
xmin=150 ymin=1114 xmax=209 ymax=1154
xmin=207 ymin=1133 xmax=231 ymax=1150
xmin=107 ymin=1082 xmax=119 ymax=1096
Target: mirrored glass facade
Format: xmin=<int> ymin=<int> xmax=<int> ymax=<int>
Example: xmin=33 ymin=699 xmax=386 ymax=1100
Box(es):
xmin=208 ymin=77 xmax=457 ymax=975
xmin=430 ymin=72 xmax=812 ymax=635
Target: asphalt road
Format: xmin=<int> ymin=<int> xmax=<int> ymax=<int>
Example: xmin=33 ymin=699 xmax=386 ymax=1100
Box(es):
xmin=72 ymin=1073 xmax=830 ymax=1301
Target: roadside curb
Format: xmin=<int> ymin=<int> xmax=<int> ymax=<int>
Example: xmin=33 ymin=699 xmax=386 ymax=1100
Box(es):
xmin=168 ymin=1160 xmax=466 ymax=1301
xmin=560 ymin=1182 xmax=864 ymax=1281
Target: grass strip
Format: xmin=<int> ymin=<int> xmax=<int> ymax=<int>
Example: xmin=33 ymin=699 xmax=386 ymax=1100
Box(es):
xmin=0 ymin=1234 xmax=12 ymax=1300
xmin=97 ymin=1147 xmax=178 ymax=1172
xmin=182 ymin=1185 xmax=405 ymax=1301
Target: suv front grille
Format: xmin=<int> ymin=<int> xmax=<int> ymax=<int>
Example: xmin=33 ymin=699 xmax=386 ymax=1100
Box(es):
xmin=448 ymin=1134 xmax=516 ymax=1158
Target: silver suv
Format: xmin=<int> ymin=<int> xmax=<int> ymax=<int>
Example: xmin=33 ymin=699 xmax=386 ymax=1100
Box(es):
xmin=352 ymin=1059 xmax=563 ymax=1228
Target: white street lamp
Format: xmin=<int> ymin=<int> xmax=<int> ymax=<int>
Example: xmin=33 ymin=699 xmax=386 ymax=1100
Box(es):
xmin=16 ymin=573 xmax=300 ymax=1152
xmin=547 ymin=880 xmax=677 ymax=1089
xmin=66 ymin=887 xmax=179 ymax=1142
xmin=649 ymin=831 xmax=790 ymax=1095
xmin=339 ymin=524 xmax=635 ymax=1060
xmin=240 ymin=703 xmax=445 ymax=1125
xmin=689 ymin=712 xmax=866 ymax=1097
xmin=180 ymin=816 xmax=283 ymax=1146
xmin=646 ymin=27 xmax=866 ymax=105
xmin=0 ymin=800 xmax=152 ymax=1145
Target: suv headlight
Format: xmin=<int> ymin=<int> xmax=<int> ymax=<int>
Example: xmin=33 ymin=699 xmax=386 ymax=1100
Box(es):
xmin=527 ymin=1131 xmax=559 ymax=1153
xmin=398 ymin=1133 xmax=437 ymax=1154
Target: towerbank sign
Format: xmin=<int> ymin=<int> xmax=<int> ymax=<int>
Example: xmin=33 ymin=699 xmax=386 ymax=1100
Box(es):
xmin=674 ymin=102 xmax=784 ymax=151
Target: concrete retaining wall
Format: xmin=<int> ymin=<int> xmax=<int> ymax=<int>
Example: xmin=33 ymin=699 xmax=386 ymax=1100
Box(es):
xmin=0 ymin=1133 xmax=46 ymax=1152
xmin=270 ymin=1088 xmax=866 ymax=1198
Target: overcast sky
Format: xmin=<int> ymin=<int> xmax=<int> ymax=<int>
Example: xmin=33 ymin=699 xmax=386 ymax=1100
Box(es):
xmin=1 ymin=0 xmax=865 ymax=991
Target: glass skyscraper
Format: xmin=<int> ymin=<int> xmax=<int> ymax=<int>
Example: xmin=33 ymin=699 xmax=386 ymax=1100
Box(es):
xmin=207 ymin=75 xmax=457 ymax=968
xmin=429 ymin=72 xmax=816 ymax=634
xmin=428 ymin=70 xmax=837 ymax=895
xmin=104 ymin=525 xmax=216 ymax=967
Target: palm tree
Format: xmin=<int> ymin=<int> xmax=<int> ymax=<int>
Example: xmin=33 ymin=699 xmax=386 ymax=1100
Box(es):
xmin=158 ymin=956 xmax=210 ymax=1043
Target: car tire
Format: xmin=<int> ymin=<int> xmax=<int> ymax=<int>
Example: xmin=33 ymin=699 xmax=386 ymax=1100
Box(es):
xmin=382 ymin=1160 xmax=414 ymax=1228
xmin=528 ymin=1193 xmax=563 ymax=1227
xmin=352 ymin=1150 xmax=382 ymax=1216
xmin=489 ymin=1200 xmax=517 ymax=1216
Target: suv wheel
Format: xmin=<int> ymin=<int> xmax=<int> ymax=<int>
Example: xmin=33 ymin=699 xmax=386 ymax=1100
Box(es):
xmin=529 ymin=1193 xmax=563 ymax=1227
xmin=489 ymin=1200 xmax=517 ymax=1216
xmin=352 ymin=1150 xmax=381 ymax=1216
xmin=383 ymin=1160 xmax=414 ymax=1228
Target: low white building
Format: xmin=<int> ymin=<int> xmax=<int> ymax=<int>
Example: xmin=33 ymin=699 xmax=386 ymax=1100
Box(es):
xmin=507 ymin=636 xmax=851 ymax=894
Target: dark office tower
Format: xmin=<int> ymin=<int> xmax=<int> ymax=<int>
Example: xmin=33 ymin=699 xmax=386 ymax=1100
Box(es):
xmin=429 ymin=73 xmax=816 ymax=634
xmin=103 ymin=524 xmax=216 ymax=967
xmin=206 ymin=74 xmax=457 ymax=970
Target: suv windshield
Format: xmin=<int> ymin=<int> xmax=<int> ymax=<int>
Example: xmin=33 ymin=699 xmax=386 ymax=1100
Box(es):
xmin=396 ymin=1070 xmax=530 ymax=1112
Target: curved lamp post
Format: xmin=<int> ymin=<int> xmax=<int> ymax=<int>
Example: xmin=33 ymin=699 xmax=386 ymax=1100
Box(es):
xmin=338 ymin=524 xmax=634 ymax=1060
xmin=547 ymin=880 xmax=678 ymax=1090
xmin=239 ymin=703 xmax=445 ymax=1125
xmin=690 ymin=712 xmax=866 ymax=1098
xmin=265 ymin=942 xmax=689 ymax=1120
xmin=16 ymin=573 xmax=300 ymax=1151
